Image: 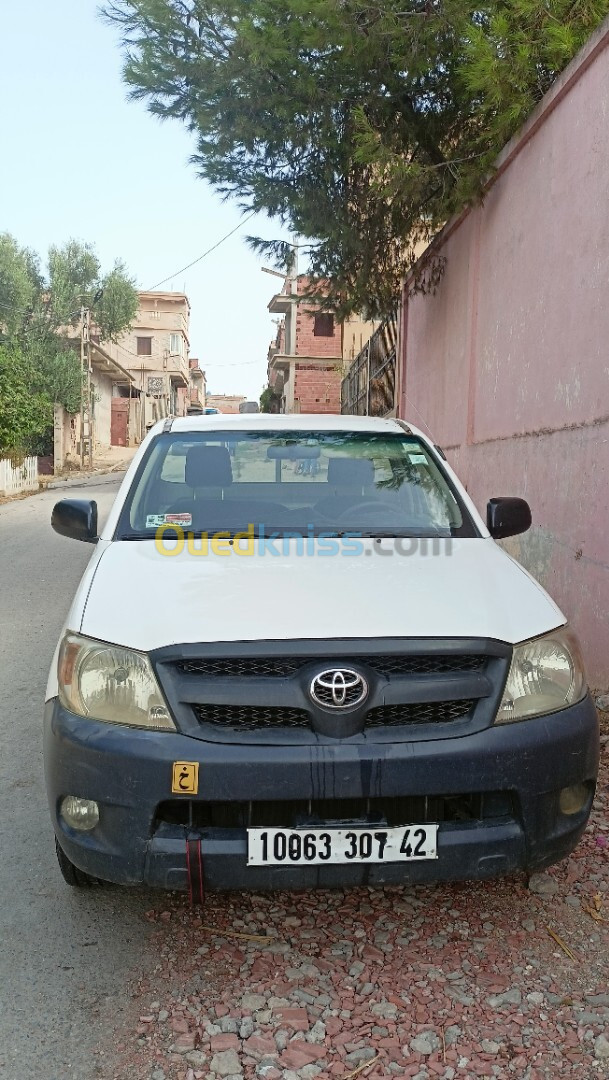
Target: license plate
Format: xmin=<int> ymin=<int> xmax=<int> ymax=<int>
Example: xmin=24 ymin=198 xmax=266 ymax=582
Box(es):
xmin=247 ymin=825 xmax=438 ymax=866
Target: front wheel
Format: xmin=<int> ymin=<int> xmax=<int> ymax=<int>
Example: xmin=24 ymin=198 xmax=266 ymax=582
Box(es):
xmin=55 ymin=838 xmax=108 ymax=888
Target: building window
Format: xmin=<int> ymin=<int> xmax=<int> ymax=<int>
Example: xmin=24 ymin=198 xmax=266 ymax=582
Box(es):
xmin=136 ymin=336 xmax=152 ymax=355
xmin=169 ymin=333 xmax=183 ymax=356
xmin=313 ymin=313 xmax=334 ymax=337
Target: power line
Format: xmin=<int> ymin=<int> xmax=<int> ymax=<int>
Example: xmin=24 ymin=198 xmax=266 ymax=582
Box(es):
xmin=147 ymin=212 xmax=258 ymax=291
xmin=203 ymin=358 xmax=263 ymax=367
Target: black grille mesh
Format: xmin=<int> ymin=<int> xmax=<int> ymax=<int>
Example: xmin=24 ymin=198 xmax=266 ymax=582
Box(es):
xmin=178 ymin=654 xmax=484 ymax=679
xmin=367 ymin=700 xmax=475 ymax=727
xmin=193 ymin=704 xmax=310 ymax=731
xmin=181 ymin=657 xmax=305 ymax=678
xmin=193 ymin=699 xmax=475 ymax=731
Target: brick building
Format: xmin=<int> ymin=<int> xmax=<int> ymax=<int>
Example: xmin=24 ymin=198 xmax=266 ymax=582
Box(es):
xmin=266 ymin=276 xmax=377 ymax=414
xmin=267 ymin=276 xmax=344 ymax=414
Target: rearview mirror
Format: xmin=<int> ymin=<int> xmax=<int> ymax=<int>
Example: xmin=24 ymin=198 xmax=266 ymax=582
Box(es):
xmin=487 ymin=497 xmax=531 ymax=539
xmin=51 ymin=499 xmax=98 ymax=543
xmin=267 ymin=445 xmax=320 ymax=460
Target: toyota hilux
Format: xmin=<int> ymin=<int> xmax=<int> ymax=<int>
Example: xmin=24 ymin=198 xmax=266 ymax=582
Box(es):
xmin=44 ymin=414 xmax=599 ymax=898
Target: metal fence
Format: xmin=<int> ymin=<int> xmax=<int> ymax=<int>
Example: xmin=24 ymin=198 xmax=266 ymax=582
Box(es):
xmin=341 ymin=313 xmax=398 ymax=416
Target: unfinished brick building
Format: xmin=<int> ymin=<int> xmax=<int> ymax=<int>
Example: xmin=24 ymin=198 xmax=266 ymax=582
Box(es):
xmin=266 ymin=276 xmax=343 ymax=414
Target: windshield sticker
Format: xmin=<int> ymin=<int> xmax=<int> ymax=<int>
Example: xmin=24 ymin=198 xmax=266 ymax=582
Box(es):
xmin=408 ymin=453 xmax=427 ymax=464
xmin=146 ymin=513 xmax=192 ymax=528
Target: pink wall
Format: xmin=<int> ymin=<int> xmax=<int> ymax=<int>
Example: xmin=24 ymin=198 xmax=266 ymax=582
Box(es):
xmin=399 ymin=18 xmax=609 ymax=690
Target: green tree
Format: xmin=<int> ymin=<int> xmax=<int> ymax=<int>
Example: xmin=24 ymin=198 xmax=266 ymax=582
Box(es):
xmin=0 ymin=344 xmax=53 ymax=457
xmin=103 ymin=0 xmax=609 ymax=314
xmin=0 ymin=234 xmax=138 ymax=456
xmin=259 ymin=386 xmax=280 ymax=413
xmin=46 ymin=241 xmax=138 ymax=339
xmin=96 ymin=259 xmax=139 ymax=341
xmin=0 ymin=234 xmax=42 ymax=336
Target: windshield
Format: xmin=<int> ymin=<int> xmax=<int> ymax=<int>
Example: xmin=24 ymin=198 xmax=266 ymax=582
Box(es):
xmin=117 ymin=430 xmax=477 ymax=539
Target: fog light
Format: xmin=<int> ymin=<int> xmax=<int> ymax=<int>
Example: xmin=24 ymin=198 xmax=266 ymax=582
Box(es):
xmin=558 ymin=783 xmax=589 ymax=816
xmin=60 ymin=796 xmax=100 ymax=831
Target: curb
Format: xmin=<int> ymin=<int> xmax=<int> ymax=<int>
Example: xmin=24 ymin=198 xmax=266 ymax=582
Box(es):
xmin=41 ymin=468 xmax=128 ymax=492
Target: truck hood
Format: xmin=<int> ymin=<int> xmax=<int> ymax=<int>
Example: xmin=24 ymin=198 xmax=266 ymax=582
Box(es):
xmin=78 ymin=537 xmax=564 ymax=652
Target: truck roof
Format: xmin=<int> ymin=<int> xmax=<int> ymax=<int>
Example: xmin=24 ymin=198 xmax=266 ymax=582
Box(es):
xmin=164 ymin=413 xmax=425 ymax=438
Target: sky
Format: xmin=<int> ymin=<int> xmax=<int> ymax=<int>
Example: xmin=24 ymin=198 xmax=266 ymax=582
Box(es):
xmin=0 ymin=0 xmax=290 ymax=399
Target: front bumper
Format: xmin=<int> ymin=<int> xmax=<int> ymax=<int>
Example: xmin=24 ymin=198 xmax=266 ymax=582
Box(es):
xmin=44 ymin=695 xmax=599 ymax=890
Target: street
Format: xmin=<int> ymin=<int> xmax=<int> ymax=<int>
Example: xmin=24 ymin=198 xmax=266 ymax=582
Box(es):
xmin=0 ymin=480 xmax=608 ymax=1080
xmin=0 ymin=478 xmax=157 ymax=1080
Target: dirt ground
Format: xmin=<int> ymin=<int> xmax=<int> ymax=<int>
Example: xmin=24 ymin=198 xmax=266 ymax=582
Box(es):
xmin=98 ymin=714 xmax=609 ymax=1080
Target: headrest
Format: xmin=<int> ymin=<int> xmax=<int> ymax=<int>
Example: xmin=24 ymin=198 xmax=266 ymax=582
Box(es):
xmin=327 ymin=457 xmax=375 ymax=486
xmin=185 ymin=445 xmax=233 ymax=488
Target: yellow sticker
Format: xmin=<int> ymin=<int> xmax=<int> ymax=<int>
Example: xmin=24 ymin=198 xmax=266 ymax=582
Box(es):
xmin=172 ymin=761 xmax=199 ymax=795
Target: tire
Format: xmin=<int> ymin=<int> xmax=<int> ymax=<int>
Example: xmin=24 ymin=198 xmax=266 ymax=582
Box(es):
xmin=55 ymin=837 xmax=108 ymax=888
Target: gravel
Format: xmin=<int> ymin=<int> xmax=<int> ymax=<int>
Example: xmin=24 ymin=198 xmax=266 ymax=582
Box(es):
xmin=103 ymin=740 xmax=609 ymax=1080
xmin=528 ymin=872 xmax=560 ymax=896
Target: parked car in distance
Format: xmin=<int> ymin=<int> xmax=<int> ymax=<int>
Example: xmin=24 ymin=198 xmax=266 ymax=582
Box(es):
xmin=45 ymin=414 xmax=599 ymax=897
xmin=239 ymin=401 xmax=260 ymax=413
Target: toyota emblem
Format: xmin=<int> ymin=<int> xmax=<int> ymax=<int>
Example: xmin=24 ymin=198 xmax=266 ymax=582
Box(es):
xmin=309 ymin=668 xmax=368 ymax=710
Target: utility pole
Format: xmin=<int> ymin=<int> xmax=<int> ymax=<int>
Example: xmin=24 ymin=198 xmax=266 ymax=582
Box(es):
xmin=80 ymin=307 xmax=92 ymax=469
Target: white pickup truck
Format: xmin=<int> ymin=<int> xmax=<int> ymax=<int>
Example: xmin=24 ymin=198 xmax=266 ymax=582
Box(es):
xmin=44 ymin=414 xmax=599 ymax=898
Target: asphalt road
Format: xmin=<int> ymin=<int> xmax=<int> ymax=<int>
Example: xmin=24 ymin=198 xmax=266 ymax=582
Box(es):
xmin=0 ymin=478 xmax=155 ymax=1080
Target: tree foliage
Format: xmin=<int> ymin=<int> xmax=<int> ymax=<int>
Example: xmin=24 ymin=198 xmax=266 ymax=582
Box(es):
xmin=0 ymin=234 xmax=138 ymax=455
xmin=46 ymin=241 xmax=139 ymax=339
xmin=259 ymin=386 xmax=280 ymax=413
xmin=103 ymin=0 xmax=609 ymax=314
xmin=0 ymin=344 xmax=53 ymax=457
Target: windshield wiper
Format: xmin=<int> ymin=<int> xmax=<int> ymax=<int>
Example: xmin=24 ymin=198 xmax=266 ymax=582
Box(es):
xmin=352 ymin=528 xmax=452 ymax=539
xmin=119 ymin=532 xmax=159 ymax=541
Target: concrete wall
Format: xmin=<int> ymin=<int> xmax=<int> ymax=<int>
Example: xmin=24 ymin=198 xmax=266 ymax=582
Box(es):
xmin=91 ymin=369 xmax=113 ymax=451
xmin=342 ymin=315 xmax=379 ymax=363
xmin=398 ymin=19 xmax=609 ymax=689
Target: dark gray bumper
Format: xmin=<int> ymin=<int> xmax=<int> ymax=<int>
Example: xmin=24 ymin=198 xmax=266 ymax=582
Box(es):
xmin=44 ymin=695 xmax=600 ymax=890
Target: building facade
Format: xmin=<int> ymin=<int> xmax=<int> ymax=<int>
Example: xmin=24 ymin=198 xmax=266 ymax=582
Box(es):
xmin=205 ymin=393 xmax=247 ymax=414
xmin=267 ymin=276 xmax=344 ymax=414
xmin=103 ymin=291 xmax=204 ymax=438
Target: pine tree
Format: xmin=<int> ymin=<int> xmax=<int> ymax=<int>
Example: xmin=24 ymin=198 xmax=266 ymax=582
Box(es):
xmin=104 ymin=0 xmax=609 ymax=314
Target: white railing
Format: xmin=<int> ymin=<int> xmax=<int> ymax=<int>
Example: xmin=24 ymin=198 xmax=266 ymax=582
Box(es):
xmin=0 ymin=456 xmax=39 ymax=497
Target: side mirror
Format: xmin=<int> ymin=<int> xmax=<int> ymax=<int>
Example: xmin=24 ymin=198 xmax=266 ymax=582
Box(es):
xmin=51 ymin=499 xmax=98 ymax=543
xmin=487 ymin=497 xmax=531 ymax=540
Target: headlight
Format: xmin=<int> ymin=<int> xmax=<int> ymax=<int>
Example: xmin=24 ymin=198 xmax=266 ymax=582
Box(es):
xmin=58 ymin=633 xmax=175 ymax=730
xmin=496 ymin=626 xmax=587 ymax=724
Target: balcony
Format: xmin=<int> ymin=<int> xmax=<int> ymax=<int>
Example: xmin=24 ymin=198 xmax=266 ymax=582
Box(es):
xmin=165 ymin=352 xmax=190 ymax=387
xmin=268 ymin=292 xmax=298 ymax=315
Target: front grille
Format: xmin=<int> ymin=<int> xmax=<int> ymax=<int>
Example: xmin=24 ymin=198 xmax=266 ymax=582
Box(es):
xmin=180 ymin=657 xmax=305 ymax=678
xmin=155 ymin=791 xmax=514 ymax=830
xmin=193 ymin=704 xmax=310 ymax=731
xmin=193 ymin=699 xmax=476 ymax=731
xmin=372 ymin=656 xmax=484 ymax=676
xmin=177 ymin=654 xmax=485 ymax=679
xmin=366 ymin=699 xmax=475 ymax=727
